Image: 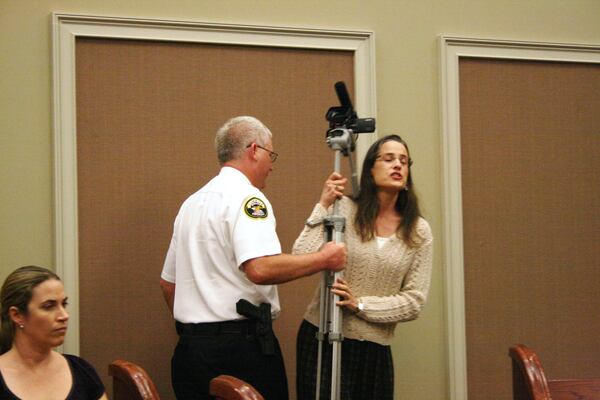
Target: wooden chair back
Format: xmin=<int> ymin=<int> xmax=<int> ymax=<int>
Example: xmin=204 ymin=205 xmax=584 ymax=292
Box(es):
xmin=108 ymin=359 xmax=161 ymax=400
xmin=509 ymin=344 xmax=600 ymax=400
xmin=209 ymin=375 xmax=265 ymax=400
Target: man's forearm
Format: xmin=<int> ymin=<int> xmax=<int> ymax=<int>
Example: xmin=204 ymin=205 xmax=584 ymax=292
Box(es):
xmin=242 ymin=253 xmax=324 ymax=285
xmin=242 ymin=242 xmax=345 ymax=285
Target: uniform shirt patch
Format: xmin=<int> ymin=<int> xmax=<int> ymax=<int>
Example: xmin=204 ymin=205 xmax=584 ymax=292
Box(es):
xmin=244 ymin=197 xmax=269 ymax=219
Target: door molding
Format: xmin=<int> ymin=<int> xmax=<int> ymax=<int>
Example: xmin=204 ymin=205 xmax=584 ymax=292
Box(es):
xmin=439 ymin=35 xmax=600 ymax=400
xmin=52 ymin=13 xmax=376 ymax=354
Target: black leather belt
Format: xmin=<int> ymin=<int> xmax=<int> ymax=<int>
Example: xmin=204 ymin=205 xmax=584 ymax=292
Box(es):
xmin=176 ymin=320 xmax=256 ymax=336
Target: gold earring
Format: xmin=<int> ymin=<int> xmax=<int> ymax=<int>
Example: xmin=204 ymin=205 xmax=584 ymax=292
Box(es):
xmin=18 ymin=324 xmax=24 ymax=329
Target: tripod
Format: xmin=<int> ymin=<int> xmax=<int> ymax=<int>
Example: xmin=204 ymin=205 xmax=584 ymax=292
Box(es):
xmin=315 ymin=127 xmax=357 ymax=400
xmin=314 ymin=79 xmax=374 ymax=399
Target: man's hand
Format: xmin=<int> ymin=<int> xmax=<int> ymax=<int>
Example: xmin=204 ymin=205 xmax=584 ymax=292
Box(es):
xmin=319 ymin=241 xmax=347 ymax=272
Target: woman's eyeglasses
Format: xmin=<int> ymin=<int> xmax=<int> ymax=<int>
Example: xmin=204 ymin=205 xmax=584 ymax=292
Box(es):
xmin=375 ymin=154 xmax=412 ymax=167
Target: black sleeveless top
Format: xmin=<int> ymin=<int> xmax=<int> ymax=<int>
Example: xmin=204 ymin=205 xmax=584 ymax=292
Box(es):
xmin=0 ymin=354 xmax=105 ymax=400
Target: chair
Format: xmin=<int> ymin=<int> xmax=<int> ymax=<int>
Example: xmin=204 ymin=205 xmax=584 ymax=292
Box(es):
xmin=108 ymin=359 xmax=160 ymax=400
xmin=509 ymin=344 xmax=600 ymax=400
xmin=209 ymin=375 xmax=265 ymax=400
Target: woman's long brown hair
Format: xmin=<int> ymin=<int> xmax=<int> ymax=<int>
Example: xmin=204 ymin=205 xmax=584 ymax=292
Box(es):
xmin=353 ymin=135 xmax=422 ymax=246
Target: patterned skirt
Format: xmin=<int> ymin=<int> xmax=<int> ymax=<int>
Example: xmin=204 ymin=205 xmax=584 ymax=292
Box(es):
xmin=296 ymin=319 xmax=394 ymax=400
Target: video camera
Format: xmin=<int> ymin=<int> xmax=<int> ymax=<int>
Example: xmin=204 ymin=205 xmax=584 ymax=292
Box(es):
xmin=325 ymin=81 xmax=375 ymax=154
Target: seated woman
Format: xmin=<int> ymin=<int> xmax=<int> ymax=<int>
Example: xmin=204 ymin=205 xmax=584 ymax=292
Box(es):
xmin=0 ymin=265 xmax=107 ymax=399
xmin=294 ymin=135 xmax=434 ymax=400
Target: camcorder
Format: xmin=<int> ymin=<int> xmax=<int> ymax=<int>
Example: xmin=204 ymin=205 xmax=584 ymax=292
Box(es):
xmin=325 ymin=81 xmax=376 ymax=154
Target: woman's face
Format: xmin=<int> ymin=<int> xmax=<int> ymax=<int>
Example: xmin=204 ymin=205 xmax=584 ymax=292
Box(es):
xmin=371 ymin=140 xmax=410 ymax=192
xmin=19 ymin=279 xmax=69 ymax=349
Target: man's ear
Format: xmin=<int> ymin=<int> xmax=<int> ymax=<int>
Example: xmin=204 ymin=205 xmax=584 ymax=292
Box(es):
xmin=247 ymin=143 xmax=259 ymax=161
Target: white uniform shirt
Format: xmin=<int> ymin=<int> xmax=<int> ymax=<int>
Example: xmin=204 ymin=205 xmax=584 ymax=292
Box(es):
xmin=161 ymin=167 xmax=282 ymax=323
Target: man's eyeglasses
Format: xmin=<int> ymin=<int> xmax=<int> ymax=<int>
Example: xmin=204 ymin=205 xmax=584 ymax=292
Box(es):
xmin=375 ymin=154 xmax=413 ymax=167
xmin=247 ymin=143 xmax=278 ymax=162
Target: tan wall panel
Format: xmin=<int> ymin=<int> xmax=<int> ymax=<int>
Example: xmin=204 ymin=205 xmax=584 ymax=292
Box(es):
xmin=76 ymin=37 xmax=353 ymax=399
xmin=459 ymin=58 xmax=600 ymax=400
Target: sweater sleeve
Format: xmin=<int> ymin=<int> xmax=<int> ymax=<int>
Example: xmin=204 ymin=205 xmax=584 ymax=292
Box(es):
xmin=358 ymin=220 xmax=434 ymax=323
xmin=292 ymin=203 xmax=329 ymax=255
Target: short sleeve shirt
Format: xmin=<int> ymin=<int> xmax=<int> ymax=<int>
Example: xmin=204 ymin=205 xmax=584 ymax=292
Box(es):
xmin=161 ymin=167 xmax=282 ymax=323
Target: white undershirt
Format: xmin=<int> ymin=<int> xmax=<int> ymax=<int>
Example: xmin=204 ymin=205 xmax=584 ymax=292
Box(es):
xmin=376 ymin=235 xmax=393 ymax=249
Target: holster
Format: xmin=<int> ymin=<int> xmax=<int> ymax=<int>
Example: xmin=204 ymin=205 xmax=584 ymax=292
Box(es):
xmin=236 ymin=299 xmax=276 ymax=355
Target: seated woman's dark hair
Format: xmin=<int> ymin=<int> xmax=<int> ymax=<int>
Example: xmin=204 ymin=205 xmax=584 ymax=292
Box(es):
xmin=0 ymin=266 xmax=60 ymax=354
xmin=353 ymin=134 xmax=422 ymax=245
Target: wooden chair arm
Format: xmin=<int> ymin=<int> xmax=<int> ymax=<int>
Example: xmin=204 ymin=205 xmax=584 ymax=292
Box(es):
xmin=510 ymin=344 xmax=600 ymax=400
xmin=209 ymin=375 xmax=265 ymax=400
xmin=509 ymin=344 xmax=552 ymax=400
xmin=108 ymin=359 xmax=160 ymax=400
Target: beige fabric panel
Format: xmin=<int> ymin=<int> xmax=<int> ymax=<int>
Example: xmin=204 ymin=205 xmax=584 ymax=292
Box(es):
xmin=75 ymin=37 xmax=354 ymax=399
xmin=459 ymin=58 xmax=600 ymax=400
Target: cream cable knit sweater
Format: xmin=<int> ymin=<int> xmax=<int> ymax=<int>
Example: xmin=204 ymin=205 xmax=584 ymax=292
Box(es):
xmin=292 ymin=196 xmax=433 ymax=346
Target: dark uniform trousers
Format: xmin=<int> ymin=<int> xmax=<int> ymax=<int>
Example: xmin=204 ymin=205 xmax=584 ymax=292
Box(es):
xmin=172 ymin=320 xmax=289 ymax=400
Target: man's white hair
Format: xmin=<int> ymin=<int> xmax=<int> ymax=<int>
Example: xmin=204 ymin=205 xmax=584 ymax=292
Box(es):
xmin=214 ymin=116 xmax=272 ymax=165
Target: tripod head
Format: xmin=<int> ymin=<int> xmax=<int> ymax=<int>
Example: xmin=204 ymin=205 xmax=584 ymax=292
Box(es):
xmin=326 ymin=127 xmax=354 ymax=154
xmin=325 ymin=81 xmax=376 ymax=195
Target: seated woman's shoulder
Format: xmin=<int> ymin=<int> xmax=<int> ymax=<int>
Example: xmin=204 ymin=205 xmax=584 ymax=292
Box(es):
xmin=63 ymin=354 xmax=95 ymax=370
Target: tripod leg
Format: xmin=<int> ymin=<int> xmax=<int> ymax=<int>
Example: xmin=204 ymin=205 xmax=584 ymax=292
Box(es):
xmin=328 ymin=268 xmax=343 ymax=400
xmin=331 ymin=341 xmax=342 ymax=400
xmin=315 ymin=271 xmax=330 ymax=400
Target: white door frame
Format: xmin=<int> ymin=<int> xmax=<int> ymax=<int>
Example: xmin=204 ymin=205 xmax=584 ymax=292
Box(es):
xmin=439 ymin=35 xmax=600 ymax=400
xmin=52 ymin=13 xmax=377 ymax=354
